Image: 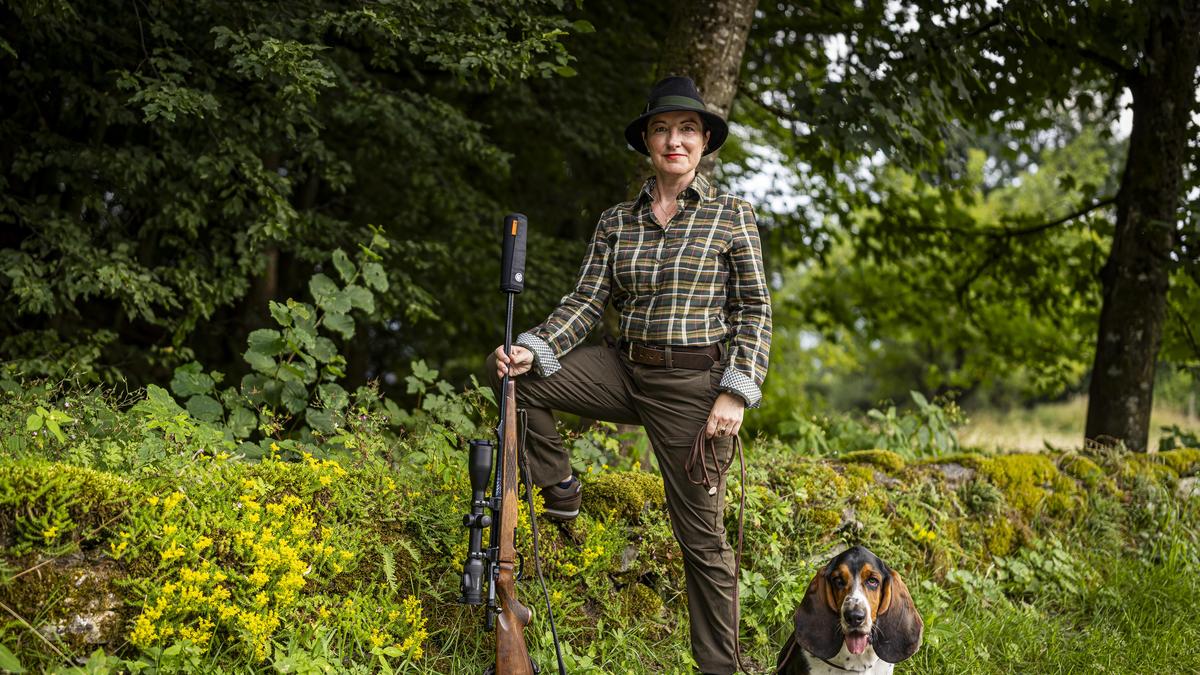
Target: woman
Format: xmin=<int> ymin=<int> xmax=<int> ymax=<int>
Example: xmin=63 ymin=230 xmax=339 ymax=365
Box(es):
xmin=487 ymin=76 xmax=771 ymax=674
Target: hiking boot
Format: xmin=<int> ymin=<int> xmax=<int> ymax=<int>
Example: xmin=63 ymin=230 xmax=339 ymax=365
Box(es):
xmin=539 ymin=476 xmax=581 ymax=521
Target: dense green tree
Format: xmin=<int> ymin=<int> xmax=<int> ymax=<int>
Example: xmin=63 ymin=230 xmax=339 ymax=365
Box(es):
xmin=793 ymin=133 xmax=1118 ymax=406
xmin=0 ymin=0 xmax=582 ymax=387
xmin=740 ymin=0 xmax=1200 ymax=450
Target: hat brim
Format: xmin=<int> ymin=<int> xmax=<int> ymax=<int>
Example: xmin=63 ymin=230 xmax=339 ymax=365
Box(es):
xmin=624 ymin=106 xmax=729 ymax=156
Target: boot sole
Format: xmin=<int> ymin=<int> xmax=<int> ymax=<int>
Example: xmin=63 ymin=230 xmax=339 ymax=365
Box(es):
xmin=542 ymin=506 xmax=580 ymax=521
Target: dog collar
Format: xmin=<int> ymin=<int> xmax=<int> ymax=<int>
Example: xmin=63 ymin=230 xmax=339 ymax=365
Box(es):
xmin=818 ymin=655 xmax=876 ymax=673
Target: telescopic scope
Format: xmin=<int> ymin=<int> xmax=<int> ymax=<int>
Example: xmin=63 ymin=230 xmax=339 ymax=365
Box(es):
xmin=459 ymin=439 xmax=494 ymax=605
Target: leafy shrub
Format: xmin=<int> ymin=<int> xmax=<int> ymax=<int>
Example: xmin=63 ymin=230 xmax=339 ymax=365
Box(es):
xmin=772 ymin=391 xmax=965 ymax=460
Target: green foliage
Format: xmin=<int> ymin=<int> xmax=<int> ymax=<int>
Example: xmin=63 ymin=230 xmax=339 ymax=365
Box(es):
xmin=0 ymin=0 xmax=586 ymax=387
xmin=763 ymin=390 xmax=964 ymax=460
xmin=2 ymin=375 xmax=1199 ymax=672
xmin=763 ymin=135 xmax=1118 ymax=421
xmin=1159 ymin=426 xmax=1200 ymax=454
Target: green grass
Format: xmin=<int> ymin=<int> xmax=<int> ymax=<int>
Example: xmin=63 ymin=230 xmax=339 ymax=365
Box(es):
xmin=908 ymin=551 xmax=1200 ymax=674
xmin=961 ymin=396 xmax=1200 ymax=452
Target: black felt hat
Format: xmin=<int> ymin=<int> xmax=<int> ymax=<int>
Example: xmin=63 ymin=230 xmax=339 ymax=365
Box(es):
xmin=624 ymin=76 xmax=728 ymax=156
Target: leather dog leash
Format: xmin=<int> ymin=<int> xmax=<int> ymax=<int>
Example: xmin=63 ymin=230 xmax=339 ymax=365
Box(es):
xmin=687 ymin=429 xmax=748 ymax=673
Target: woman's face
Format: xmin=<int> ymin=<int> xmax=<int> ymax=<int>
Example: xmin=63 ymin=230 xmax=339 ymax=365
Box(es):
xmin=643 ymin=111 xmax=710 ymax=180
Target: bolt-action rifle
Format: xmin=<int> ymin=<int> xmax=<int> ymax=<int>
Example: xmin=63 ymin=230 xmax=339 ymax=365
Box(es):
xmin=460 ymin=214 xmax=565 ymax=675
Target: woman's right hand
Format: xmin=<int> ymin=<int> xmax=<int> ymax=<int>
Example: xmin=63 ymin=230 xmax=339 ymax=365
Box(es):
xmin=493 ymin=345 xmax=535 ymax=379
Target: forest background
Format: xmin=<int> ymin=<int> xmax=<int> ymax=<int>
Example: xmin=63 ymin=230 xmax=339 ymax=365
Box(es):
xmin=2 ymin=0 xmax=1199 ymax=450
xmin=2 ymin=0 xmax=1200 ymax=672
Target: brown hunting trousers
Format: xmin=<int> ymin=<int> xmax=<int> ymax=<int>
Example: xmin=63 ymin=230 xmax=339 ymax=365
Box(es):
xmin=486 ymin=341 xmax=739 ymax=674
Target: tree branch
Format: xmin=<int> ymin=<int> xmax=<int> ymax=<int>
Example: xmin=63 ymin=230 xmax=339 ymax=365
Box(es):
xmin=874 ymin=196 xmax=1117 ymax=240
xmin=1039 ymin=34 xmax=1135 ymax=81
xmin=893 ymin=15 xmax=1003 ymax=65
xmin=1169 ymin=300 xmax=1200 ymax=364
xmin=742 ymin=90 xmax=804 ymax=124
xmin=994 ymin=195 xmax=1117 ymax=238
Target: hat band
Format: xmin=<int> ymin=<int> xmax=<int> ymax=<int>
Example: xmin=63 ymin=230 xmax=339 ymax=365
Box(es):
xmin=648 ymin=95 xmax=706 ymax=111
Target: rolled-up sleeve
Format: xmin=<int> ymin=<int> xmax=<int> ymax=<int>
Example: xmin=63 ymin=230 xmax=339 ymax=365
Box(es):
xmin=516 ymin=216 xmax=612 ymax=377
xmin=718 ymin=200 xmax=772 ymax=407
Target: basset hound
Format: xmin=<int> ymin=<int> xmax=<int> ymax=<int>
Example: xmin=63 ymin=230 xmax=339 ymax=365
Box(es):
xmin=776 ymin=546 xmax=923 ymax=674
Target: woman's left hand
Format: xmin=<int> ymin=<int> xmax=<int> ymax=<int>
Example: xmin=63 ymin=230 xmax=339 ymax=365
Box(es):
xmin=705 ymin=392 xmax=746 ymax=438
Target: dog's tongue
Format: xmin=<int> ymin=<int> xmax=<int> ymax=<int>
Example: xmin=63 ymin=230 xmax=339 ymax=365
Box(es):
xmin=845 ymin=633 xmax=869 ymax=655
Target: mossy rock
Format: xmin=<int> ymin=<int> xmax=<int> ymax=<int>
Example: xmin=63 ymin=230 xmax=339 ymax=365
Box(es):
xmin=1122 ymin=454 xmax=1178 ymax=483
xmin=1046 ymin=473 xmax=1083 ymax=516
xmin=983 ymin=517 xmax=1017 ymax=557
xmin=794 ymin=461 xmax=850 ymax=500
xmin=0 ymin=460 xmax=138 ymax=555
xmin=797 ymin=507 xmax=842 ymax=533
xmin=617 ymin=582 xmax=664 ymax=621
xmin=583 ymin=471 xmax=665 ymax=521
xmin=978 ymin=454 xmax=1059 ymax=518
xmin=0 ymin=552 xmax=127 ymax=657
xmin=841 ymin=449 xmax=906 ymax=473
xmin=920 ymin=454 xmax=982 ymax=488
xmin=1058 ymin=454 xmax=1105 ymax=489
xmin=839 ymin=463 xmax=878 ymax=491
xmin=926 ymin=453 xmax=991 ymax=472
xmin=1157 ymin=448 xmax=1200 ymax=477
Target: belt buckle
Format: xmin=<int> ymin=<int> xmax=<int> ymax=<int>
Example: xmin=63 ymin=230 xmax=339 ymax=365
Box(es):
xmin=627 ymin=341 xmax=636 ymax=362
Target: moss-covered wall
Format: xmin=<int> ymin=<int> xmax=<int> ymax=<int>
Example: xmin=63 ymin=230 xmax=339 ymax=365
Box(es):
xmin=2 ymin=444 xmax=1198 ymax=672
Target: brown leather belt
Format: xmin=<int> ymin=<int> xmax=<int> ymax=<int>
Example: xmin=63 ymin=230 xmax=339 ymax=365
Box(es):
xmin=619 ymin=340 xmax=721 ymax=370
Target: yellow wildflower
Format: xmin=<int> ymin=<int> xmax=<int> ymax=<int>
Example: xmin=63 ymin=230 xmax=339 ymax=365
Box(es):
xmin=160 ymin=544 xmax=183 ymax=563
xmin=248 ymin=568 xmax=269 ymax=587
xmin=162 ymin=491 xmax=185 ymax=511
xmin=129 ymin=614 xmax=156 ymax=647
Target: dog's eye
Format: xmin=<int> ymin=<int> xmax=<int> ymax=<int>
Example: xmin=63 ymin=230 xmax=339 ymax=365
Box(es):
xmin=865 ymin=577 xmax=880 ymax=589
xmin=831 ymin=576 xmax=845 ymax=587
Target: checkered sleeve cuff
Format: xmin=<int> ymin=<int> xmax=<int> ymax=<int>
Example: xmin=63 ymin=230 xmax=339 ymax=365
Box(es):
xmin=516 ymin=332 xmax=561 ymax=378
xmin=719 ymin=368 xmax=762 ymax=409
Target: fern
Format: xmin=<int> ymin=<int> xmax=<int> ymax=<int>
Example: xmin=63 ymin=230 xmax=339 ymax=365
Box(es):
xmin=379 ymin=544 xmax=396 ymax=592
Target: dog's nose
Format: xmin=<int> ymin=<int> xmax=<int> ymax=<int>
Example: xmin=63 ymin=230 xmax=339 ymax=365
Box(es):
xmin=844 ymin=607 xmax=866 ymax=627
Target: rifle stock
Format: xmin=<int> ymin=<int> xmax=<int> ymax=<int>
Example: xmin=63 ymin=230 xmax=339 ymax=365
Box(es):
xmin=495 ymin=379 xmax=533 ymax=675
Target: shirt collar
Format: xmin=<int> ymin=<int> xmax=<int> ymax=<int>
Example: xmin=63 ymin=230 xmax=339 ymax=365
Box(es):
xmin=636 ymin=173 xmax=715 ymax=206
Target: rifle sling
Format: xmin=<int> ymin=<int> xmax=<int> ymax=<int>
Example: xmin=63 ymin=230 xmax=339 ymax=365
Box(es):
xmin=518 ymin=408 xmax=568 ymax=675
xmin=687 ymin=430 xmax=747 ymax=675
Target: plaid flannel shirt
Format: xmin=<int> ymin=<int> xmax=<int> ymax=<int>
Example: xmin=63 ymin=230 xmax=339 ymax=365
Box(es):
xmin=517 ymin=173 xmax=772 ymax=407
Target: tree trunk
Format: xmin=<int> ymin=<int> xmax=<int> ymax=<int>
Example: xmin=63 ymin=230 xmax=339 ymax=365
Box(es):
xmin=1084 ymin=4 xmax=1200 ymax=452
xmin=657 ymin=0 xmax=758 ymax=174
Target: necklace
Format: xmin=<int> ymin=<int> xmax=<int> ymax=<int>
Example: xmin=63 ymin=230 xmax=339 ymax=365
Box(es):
xmin=652 ymin=189 xmax=675 ymax=224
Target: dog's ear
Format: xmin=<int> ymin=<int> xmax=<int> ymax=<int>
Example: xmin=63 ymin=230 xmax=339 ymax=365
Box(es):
xmin=873 ymin=570 xmax=923 ymax=663
xmin=793 ymin=567 xmax=842 ymax=660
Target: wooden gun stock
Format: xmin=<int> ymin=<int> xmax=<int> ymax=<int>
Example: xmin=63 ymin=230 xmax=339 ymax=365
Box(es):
xmin=495 ymin=564 xmax=533 ymax=673
xmin=495 ymin=379 xmax=533 ymax=675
